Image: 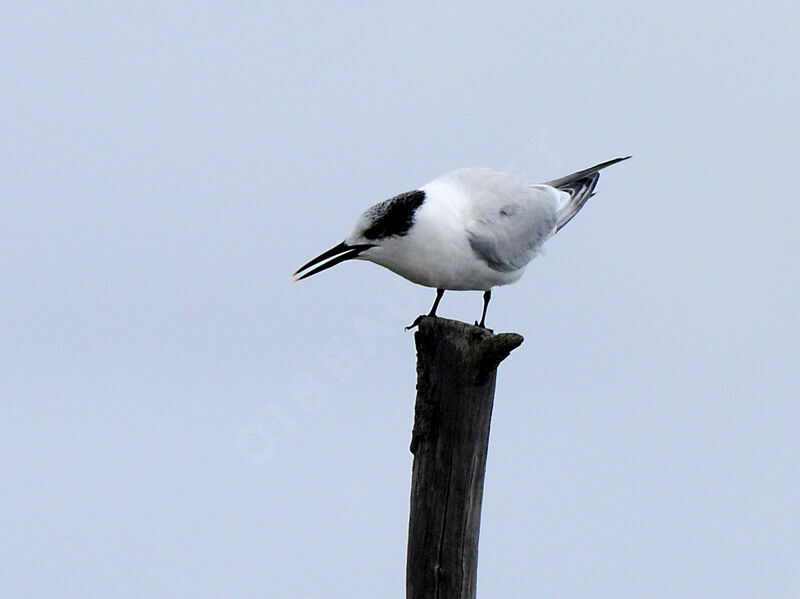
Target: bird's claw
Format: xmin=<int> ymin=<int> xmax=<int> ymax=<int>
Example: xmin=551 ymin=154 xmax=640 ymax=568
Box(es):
xmin=474 ymin=320 xmax=492 ymax=331
xmin=405 ymin=315 xmax=427 ymax=331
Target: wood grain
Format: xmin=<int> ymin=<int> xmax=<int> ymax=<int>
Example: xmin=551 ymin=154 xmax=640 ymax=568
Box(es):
xmin=407 ymin=317 xmax=523 ymax=599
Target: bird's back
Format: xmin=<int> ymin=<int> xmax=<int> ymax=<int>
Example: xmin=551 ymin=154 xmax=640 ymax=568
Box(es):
xmin=426 ymin=168 xmax=561 ymax=274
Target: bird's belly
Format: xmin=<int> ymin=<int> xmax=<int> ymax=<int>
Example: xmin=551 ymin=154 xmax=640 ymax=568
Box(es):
xmin=369 ymin=237 xmax=524 ymax=291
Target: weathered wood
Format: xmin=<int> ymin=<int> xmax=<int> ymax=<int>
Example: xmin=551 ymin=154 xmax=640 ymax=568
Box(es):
xmin=406 ymin=316 xmax=523 ymax=599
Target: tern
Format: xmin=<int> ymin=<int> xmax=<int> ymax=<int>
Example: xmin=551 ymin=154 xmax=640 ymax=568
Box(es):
xmin=295 ymin=156 xmax=629 ymax=328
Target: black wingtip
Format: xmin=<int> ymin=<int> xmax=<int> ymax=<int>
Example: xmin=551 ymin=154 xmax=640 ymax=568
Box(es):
xmin=546 ymin=155 xmax=631 ymax=189
xmin=597 ymin=155 xmax=632 ymax=169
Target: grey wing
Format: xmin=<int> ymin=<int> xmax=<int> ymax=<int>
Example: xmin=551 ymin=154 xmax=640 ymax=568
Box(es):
xmin=462 ymin=172 xmax=559 ymax=272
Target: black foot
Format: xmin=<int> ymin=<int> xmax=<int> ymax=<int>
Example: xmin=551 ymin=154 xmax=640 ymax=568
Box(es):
xmin=405 ymin=314 xmax=428 ymax=331
xmin=474 ymin=320 xmax=486 ymax=329
xmin=407 ymin=289 xmax=445 ymax=331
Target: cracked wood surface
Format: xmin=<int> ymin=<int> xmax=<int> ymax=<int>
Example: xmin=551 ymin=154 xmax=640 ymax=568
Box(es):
xmin=407 ymin=317 xmax=523 ymax=599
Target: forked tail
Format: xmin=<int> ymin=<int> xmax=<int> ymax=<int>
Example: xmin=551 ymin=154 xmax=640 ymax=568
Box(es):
xmin=549 ymin=156 xmax=630 ymax=233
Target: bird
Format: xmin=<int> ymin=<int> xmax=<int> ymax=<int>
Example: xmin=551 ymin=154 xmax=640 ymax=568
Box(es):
xmin=294 ymin=156 xmax=629 ymax=329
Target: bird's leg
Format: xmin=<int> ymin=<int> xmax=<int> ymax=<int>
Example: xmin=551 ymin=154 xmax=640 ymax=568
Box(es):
xmin=475 ymin=290 xmax=491 ymax=329
xmin=428 ymin=288 xmax=445 ymax=317
xmin=405 ymin=289 xmax=445 ymax=330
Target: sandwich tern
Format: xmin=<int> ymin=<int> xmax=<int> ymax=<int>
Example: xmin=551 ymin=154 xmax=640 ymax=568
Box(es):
xmin=294 ymin=156 xmax=629 ymax=328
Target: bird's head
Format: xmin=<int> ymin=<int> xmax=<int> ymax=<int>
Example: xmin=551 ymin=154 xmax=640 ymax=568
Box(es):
xmin=293 ymin=189 xmax=425 ymax=281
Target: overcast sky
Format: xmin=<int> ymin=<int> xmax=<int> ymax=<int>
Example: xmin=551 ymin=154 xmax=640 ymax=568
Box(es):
xmin=3 ymin=2 xmax=799 ymax=597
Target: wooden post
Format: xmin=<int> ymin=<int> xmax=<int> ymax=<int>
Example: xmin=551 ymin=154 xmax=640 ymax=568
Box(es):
xmin=406 ymin=316 xmax=524 ymax=599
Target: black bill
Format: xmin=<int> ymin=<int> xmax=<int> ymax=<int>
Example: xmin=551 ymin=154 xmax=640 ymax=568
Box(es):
xmin=293 ymin=241 xmax=375 ymax=281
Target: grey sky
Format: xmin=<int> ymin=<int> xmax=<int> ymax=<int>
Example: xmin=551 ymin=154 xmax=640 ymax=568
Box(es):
xmin=2 ymin=2 xmax=798 ymax=597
